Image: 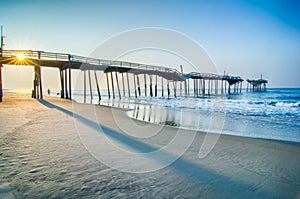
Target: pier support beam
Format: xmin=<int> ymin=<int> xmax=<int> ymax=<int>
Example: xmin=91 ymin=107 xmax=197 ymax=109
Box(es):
xmin=173 ymin=81 xmax=177 ymax=98
xmin=32 ymin=52 xmax=43 ymax=99
xmin=150 ymin=75 xmax=153 ymax=97
xmin=94 ymin=71 xmax=101 ymax=101
xmin=126 ymin=73 xmax=131 ymax=98
xmin=208 ymin=80 xmax=210 ymax=95
xmin=184 ymin=79 xmax=187 ymax=97
xmin=122 ymin=73 xmax=125 ymax=97
xmin=39 ymin=66 xmax=43 ymax=99
xmin=60 ymin=69 xmax=65 ymax=99
xmin=110 ymin=72 xmax=115 ymax=99
xmin=144 ymin=74 xmax=147 ymax=97
xmin=202 ymin=79 xmax=205 ymax=95
xmin=167 ymin=81 xmax=170 ymax=99
xmin=155 ymin=75 xmax=158 ymax=97
xmin=187 ymin=79 xmax=190 ymax=96
xmin=65 ymin=68 xmax=68 ymax=99
xmin=193 ymin=79 xmax=197 ymax=97
xmin=88 ymin=70 xmax=93 ymax=102
xmin=195 ymin=79 xmax=198 ymax=97
xmin=240 ymin=82 xmax=242 ymax=93
xmin=38 ymin=52 xmax=43 ymax=99
xmin=68 ymin=55 xmax=72 ymax=100
xmin=246 ymin=82 xmax=249 ymax=92
xmin=32 ymin=65 xmax=42 ymax=99
xmin=161 ymin=77 xmax=164 ymax=97
xmin=221 ymin=80 xmax=224 ymax=94
xmin=84 ymin=71 xmax=87 ymax=102
xmin=105 ymin=73 xmax=110 ymax=99
xmin=115 ymin=72 xmax=121 ymax=100
xmin=215 ymin=80 xmax=218 ymax=94
xmin=137 ymin=75 xmax=141 ymax=97
xmin=199 ymin=79 xmax=202 ymax=96
xmin=180 ymin=81 xmax=182 ymax=97
xmin=133 ymin=74 xmax=137 ymax=98
xmin=0 ymin=64 xmax=2 ymax=102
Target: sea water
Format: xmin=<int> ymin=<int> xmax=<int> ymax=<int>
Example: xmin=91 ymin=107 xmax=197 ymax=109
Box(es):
xmin=72 ymin=88 xmax=300 ymax=143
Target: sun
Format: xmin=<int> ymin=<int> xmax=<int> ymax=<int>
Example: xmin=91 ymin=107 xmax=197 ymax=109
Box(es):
xmin=16 ymin=53 xmax=25 ymax=60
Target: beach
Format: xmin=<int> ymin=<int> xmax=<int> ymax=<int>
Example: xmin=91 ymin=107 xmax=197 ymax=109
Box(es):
xmin=0 ymin=91 xmax=300 ymax=198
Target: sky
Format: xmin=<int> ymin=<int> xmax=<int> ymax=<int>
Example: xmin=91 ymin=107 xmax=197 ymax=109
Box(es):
xmin=1 ymin=0 xmax=300 ymax=89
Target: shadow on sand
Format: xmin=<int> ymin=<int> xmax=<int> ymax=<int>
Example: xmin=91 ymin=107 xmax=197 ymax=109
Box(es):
xmin=38 ymin=99 xmax=273 ymax=198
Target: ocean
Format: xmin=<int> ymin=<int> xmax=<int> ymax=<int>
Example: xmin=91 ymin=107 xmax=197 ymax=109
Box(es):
xmin=68 ymin=88 xmax=300 ymax=143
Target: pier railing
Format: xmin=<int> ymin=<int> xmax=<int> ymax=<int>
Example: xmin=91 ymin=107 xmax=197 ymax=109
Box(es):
xmin=185 ymin=72 xmax=243 ymax=82
xmin=1 ymin=50 xmax=245 ymax=82
xmin=1 ymin=50 xmax=181 ymax=75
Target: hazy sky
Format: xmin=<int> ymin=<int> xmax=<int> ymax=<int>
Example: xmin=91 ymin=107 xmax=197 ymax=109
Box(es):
xmin=1 ymin=0 xmax=300 ymax=89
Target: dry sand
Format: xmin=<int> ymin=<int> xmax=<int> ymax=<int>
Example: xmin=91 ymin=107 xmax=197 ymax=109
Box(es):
xmin=0 ymin=92 xmax=299 ymax=198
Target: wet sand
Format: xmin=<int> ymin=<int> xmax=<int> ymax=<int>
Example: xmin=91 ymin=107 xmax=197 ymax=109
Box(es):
xmin=0 ymin=92 xmax=299 ymax=198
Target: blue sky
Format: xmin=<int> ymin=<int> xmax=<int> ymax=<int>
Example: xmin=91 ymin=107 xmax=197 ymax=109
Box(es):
xmin=1 ymin=0 xmax=300 ymax=88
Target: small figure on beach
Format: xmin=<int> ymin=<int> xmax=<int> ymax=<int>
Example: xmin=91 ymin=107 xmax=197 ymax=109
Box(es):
xmin=47 ymin=88 xmax=50 ymax=96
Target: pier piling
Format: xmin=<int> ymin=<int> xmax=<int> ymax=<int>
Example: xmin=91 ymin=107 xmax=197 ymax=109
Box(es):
xmin=167 ymin=81 xmax=170 ymax=99
xmin=137 ymin=75 xmax=141 ymax=97
xmin=110 ymin=72 xmax=115 ymax=99
xmin=133 ymin=74 xmax=137 ymax=98
xmin=88 ymin=70 xmax=93 ymax=102
xmin=115 ymin=72 xmax=121 ymax=100
xmin=150 ymin=75 xmax=153 ymax=97
xmin=84 ymin=70 xmax=87 ymax=102
xmin=0 ymin=64 xmax=2 ymax=102
xmin=65 ymin=68 xmax=68 ymax=99
xmin=105 ymin=73 xmax=111 ymax=99
xmin=94 ymin=71 xmax=101 ymax=101
xmin=161 ymin=77 xmax=164 ymax=97
xmin=155 ymin=75 xmax=158 ymax=97
xmin=144 ymin=74 xmax=147 ymax=97
xmin=122 ymin=73 xmax=125 ymax=97
xmin=126 ymin=73 xmax=131 ymax=98
xmin=173 ymin=81 xmax=177 ymax=98
xmin=68 ymin=54 xmax=72 ymax=100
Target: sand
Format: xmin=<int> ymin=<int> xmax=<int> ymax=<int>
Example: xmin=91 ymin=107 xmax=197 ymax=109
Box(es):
xmin=0 ymin=91 xmax=299 ymax=198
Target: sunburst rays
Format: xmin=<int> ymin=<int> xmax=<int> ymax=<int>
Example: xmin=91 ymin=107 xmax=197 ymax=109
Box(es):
xmin=1 ymin=51 xmax=39 ymax=67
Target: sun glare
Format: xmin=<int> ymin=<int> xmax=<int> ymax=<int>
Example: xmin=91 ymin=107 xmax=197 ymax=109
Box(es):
xmin=16 ymin=53 xmax=25 ymax=60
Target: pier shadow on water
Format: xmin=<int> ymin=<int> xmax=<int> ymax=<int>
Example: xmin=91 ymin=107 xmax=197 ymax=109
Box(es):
xmin=37 ymin=99 xmax=274 ymax=198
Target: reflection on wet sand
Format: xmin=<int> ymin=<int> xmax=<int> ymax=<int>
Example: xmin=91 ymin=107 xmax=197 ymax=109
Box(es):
xmin=130 ymin=104 xmax=181 ymax=127
xmin=98 ymin=99 xmax=210 ymax=131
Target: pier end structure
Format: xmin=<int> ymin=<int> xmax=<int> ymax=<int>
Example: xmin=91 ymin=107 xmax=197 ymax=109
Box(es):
xmin=246 ymin=78 xmax=268 ymax=92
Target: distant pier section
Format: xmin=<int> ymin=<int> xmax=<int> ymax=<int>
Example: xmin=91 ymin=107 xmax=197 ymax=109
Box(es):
xmin=246 ymin=76 xmax=268 ymax=92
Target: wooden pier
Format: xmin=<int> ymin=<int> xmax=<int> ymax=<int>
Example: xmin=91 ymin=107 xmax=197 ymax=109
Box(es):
xmin=0 ymin=49 xmax=267 ymax=102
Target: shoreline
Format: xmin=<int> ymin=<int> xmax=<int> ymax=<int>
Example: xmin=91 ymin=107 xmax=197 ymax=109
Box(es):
xmin=0 ymin=92 xmax=300 ymax=198
xmin=125 ymin=106 xmax=300 ymax=145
